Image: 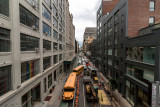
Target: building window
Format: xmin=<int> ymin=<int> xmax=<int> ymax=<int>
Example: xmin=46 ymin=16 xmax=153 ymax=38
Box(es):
xmin=0 ymin=28 xmax=10 ymax=52
xmin=126 ymin=80 xmax=135 ymax=106
xmin=53 ymin=4 xmax=58 ymax=17
xmin=126 ymin=64 xmax=154 ymax=83
xmin=59 ymin=54 xmax=62 ymax=61
xmin=108 ymin=38 xmax=112 ymax=45
xmin=115 ymin=23 xmax=119 ymax=33
xmin=59 ymin=34 xmax=62 ymax=41
xmin=115 ymin=48 xmax=118 ymax=56
xmin=0 ymin=65 xmax=11 ymax=96
xmin=108 ymin=49 xmax=112 ymax=55
xmin=22 ymin=91 xmax=32 ymax=107
xmin=42 ymin=4 xmax=51 ymax=21
xmin=20 ymin=5 xmax=39 ymax=29
xmin=21 ymin=59 xmax=40 ymax=83
xmin=60 ymin=65 xmax=62 ymax=74
xmin=59 ymin=24 xmax=62 ymax=32
xmin=44 ymin=78 xmax=47 ymax=93
xmin=149 ymin=1 xmax=155 ymax=11
xmin=115 ymin=11 xmax=119 ymax=21
xmin=53 ymin=55 xmax=58 ymax=64
xmin=114 ymin=60 xmax=119 ymax=69
xmin=0 ymin=0 xmax=9 ymax=16
xmin=59 ymin=44 xmax=62 ymax=50
xmin=149 ymin=17 xmax=155 ymax=25
xmin=115 ymin=36 xmax=119 ymax=44
xmin=53 ymin=17 xmax=58 ymax=28
xmin=43 ymin=39 xmax=51 ymax=51
xmin=48 ymin=73 xmax=52 ymax=88
xmin=108 ymin=58 xmax=112 ymax=66
xmin=25 ymin=0 xmax=39 ymax=11
xmin=126 ymin=47 xmax=155 ymax=65
xmin=20 ymin=33 xmax=39 ymax=51
xmin=43 ymin=22 xmax=51 ymax=36
xmin=108 ymin=28 xmax=112 ymax=36
xmin=53 ymin=42 xmax=58 ymax=51
xmin=107 ymin=18 xmax=112 ymax=27
xmin=43 ymin=0 xmax=50 ymax=6
xmin=53 ymin=29 xmax=58 ymax=39
xmin=43 ymin=56 xmax=51 ymax=70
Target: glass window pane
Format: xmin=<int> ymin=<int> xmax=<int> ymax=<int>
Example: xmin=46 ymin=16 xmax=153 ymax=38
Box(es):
xmin=0 ymin=65 xmax=11 ymax=96
xmin=0 ymin=0 xmax=9 ymax=16
xmin=20 ymin=5 xmax=39 ymax=29
xmin=149 ymin=1 xmax=155 ymax=11
xmin=43 ymin=0 xmax=50 ymax=6
xmin=21 ymin=59 xmax=40 ymax=83
xmin=20 ymin=33 xmax=39 ymax=51
xmin=43 ymin=22 xmax=51 ymax=36
xmin=149 ymin=17 xmax=154 ymax=25
xmin=0 ymin=28 xmax=10 ymax=52
xmin=25 ymin=0 xmax=39 ymax=11
xmin=42 ymin=4 xmax=51 ymax=21
xmin=43 ymin=39 xmax=51 ymax=50
xmin=43 ymin=56 xmax=51 ymax=70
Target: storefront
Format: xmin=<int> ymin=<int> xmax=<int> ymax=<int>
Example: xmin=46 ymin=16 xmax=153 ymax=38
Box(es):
xmin=125 ymin=80 xmax=150 ymax=107
xmin=22 ymin=84 xmax=41 ymax=107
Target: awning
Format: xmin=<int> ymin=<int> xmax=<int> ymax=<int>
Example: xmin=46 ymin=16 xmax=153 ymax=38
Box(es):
xmin=64 ymin=55 xmax=76 ymax=64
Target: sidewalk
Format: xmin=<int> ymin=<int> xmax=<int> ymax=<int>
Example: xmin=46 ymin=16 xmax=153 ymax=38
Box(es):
xmin=44 ymin=73 xmax=67 ymax=107
xmin=88 ymin=60 xmax=132 ymax=107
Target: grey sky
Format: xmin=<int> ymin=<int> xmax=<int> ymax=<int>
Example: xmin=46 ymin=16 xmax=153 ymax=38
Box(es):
xmin=68 ymin=0 xmax=101 ymax=47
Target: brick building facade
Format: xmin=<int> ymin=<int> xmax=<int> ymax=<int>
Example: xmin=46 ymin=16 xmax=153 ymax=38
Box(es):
xmin=91 ymin=0 xmax=160 ymax=106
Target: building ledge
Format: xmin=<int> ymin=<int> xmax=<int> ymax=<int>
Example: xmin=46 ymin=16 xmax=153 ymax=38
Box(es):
xmin=64 ymin=55 xmax=76 ymax=64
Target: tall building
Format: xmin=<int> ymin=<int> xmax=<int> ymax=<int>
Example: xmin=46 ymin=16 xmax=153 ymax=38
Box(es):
xmin=63 ymin=0 xmax=76 ymax=73
xmin=83 ymin=27 xmax=96 ymax=53
xmin=75 ymin=40 xmax=79 ymax=54
xmin=91 ymin=0 xmax=160 ymax=106
xmin=0 ymin=0 xmax=75 ymax=106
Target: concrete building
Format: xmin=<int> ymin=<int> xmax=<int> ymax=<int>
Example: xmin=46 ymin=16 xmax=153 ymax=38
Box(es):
xmin=63 ymin=0 xmax=76 ymax=74
xmin=83 ymin=27 xmax=96 ymax=54
xmin=0 ymin=0 xmax=75 ymax=106
xmin=75 ymin=40 xmax=79 ymax=54
xmin=91 ymin=0 xmax=160 ymax=106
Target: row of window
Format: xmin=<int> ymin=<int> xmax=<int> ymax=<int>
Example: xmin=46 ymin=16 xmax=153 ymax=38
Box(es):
xmin=22 ymin=64 xmax=62 ymax=107
xmin=20 ymin=4 xmax=63 ymax=34
xmin=0 ymin=55 xmax=64 ymax=96
xmin=0 ymin=27 xmax=64 ymax=52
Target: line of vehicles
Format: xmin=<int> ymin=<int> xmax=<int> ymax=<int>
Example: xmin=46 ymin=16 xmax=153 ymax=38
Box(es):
xmin=62 ymin=56 xmax=99 ymax=103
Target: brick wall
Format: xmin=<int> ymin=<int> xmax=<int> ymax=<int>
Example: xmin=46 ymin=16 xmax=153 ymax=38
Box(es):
xmin=102 ymin=0 xmax=120 ymax=15
xmin=128 ymin=0 xmax=160 ymax=38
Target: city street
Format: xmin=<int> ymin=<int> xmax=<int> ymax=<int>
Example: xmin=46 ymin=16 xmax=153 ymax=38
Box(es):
xmin=47 ymin=55 xmax=113 ymax=107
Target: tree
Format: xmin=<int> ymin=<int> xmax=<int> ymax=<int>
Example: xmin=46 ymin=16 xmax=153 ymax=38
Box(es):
xmin=109 ymin=78 xmax=118 ymax=91
xmin=109 ymin=78 xmax=118 ymax=101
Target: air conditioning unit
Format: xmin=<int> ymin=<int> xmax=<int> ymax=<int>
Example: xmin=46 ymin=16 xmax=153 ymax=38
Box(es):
xmin=32 ymin=25 xmax=37 ymax=30
xmin=32 ymin=2 xmax=36 ymax=8
xmin=35 ymin=48 xmax=39 ymax=53
xmin=45 ymin=32 xmax=48 ymax=35
xmin=43 ymin=48 xmax=46 ymax=52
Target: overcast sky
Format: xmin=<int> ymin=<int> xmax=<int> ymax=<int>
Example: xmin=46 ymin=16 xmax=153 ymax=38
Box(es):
xmin=68 ymin=0 xmax=101 ymax=47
